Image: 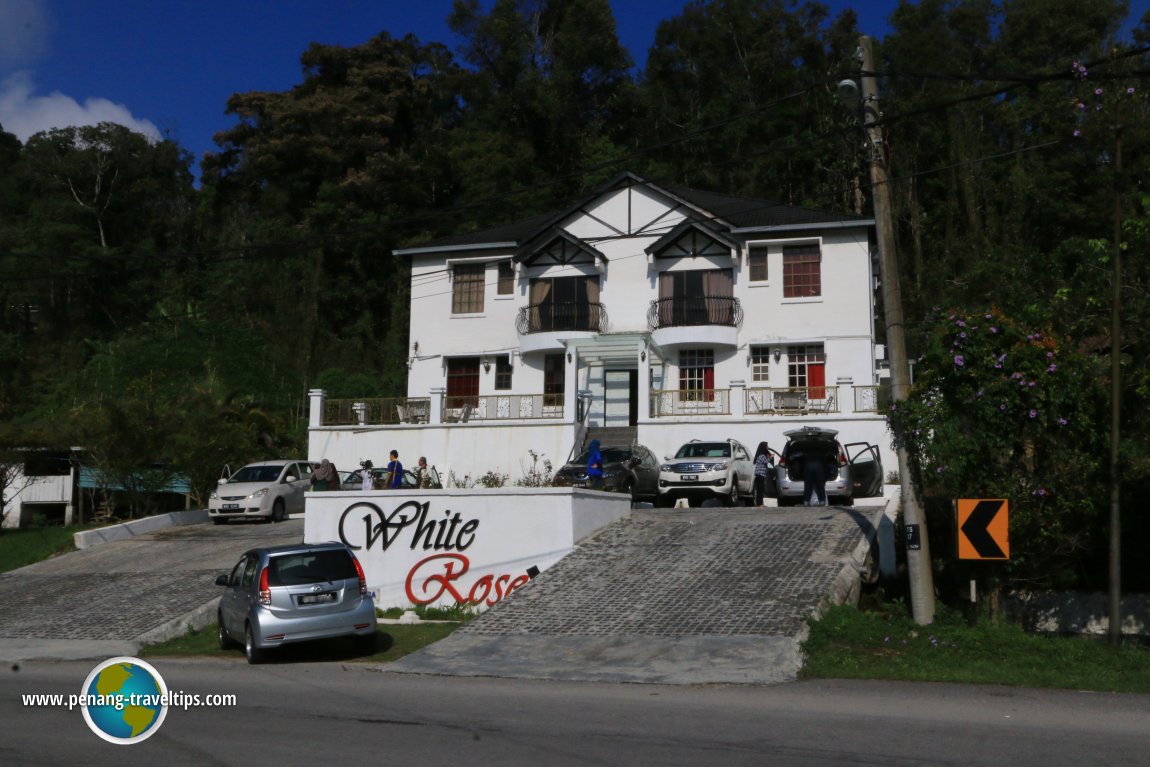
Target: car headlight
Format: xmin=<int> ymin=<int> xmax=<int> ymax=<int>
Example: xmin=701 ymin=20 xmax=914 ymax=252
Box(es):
xmin=209 ymin=490 xmax=218 ymax=500
xmin=708 ymin=462 xmax=729 ymax=471
xmin=660 ymin=464 xmax=674 ymax=472
xmin=249 ymin=488 xmax=269 ymax=500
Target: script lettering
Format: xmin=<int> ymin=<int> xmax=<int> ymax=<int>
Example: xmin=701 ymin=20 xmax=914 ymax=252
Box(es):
xmin=405 ymin=553 xmax=531 ymax=607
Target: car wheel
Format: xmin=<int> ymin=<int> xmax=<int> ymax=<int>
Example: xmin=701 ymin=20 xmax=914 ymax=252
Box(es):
xmin=271 ymin=499 xmax=286 ymax=523
xmin=245 ymin=624 xmax=266 ymax=665
xmin=725 ymin=479 xmax=739 ymax=507
xmin=217 ymin=613 xmax=234 ymax=650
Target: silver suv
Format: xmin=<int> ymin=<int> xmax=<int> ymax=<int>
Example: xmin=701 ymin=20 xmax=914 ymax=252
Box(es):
xmin=658 ymin=439 xmax=755 ymax=507
xmin=215 ymin=542 xmax=377 ymax=664
xmin=770 ymin=426 xmax=884 ymax=506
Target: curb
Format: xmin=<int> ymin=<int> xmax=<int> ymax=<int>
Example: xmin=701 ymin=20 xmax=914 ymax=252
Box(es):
xmin=73 ymin=509 xmax=210 ymax=550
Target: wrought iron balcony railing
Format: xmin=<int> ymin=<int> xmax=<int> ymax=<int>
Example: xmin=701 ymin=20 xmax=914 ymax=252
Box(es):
xmin=516 ymin=302 xmax=607 ymax=335
xmin=647 ymin=296 xmax=742 ymax=331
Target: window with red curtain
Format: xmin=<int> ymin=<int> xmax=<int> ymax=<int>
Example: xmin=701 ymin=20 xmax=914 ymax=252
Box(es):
xmin=679 ymin=349 xmax=715 ymax=402
xmin=787 ymin=345 xmax=826 ymax=399
xmin=782 ymin=244 xmax=821 ymax=298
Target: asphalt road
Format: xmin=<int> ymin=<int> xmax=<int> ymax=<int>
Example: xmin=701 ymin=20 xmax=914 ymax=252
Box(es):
xmin=4 ymin=659 xmax=1148 ymax=766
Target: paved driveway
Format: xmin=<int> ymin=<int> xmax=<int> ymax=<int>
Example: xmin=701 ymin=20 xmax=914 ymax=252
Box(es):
xmin=0 ymin=519 xmax=304 ymax=661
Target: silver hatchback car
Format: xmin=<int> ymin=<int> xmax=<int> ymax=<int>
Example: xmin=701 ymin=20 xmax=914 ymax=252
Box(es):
xmin=215 ymin=542 xmax=377 ymax=663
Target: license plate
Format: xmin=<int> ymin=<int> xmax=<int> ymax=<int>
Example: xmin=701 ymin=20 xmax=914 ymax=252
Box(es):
xmin=298 ymin=592 xmax=336 ymax=605
xmin=573 ymin=482 xmax=587 ymax=488
xmin=222 ymin=503 xmax=239 ymax=510
xmin=681 ymin=475 xmax=698 ymax=482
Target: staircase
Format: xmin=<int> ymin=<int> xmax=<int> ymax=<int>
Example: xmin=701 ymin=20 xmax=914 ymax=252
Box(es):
xmin=582 ymin=426 xmax=638 ymax=449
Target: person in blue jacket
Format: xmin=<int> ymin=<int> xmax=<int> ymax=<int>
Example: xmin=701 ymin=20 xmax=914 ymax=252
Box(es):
xmin=586 ymin=439 xmax=603 ymax=490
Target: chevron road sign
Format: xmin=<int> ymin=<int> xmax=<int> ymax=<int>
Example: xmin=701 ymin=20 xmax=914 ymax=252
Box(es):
xmin=956 ymin=499 xmax=1010 ymax=560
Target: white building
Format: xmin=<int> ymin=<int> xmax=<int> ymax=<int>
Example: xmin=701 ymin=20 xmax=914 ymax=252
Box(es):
xmin=307 ymin=172 xmax=893 ymax=483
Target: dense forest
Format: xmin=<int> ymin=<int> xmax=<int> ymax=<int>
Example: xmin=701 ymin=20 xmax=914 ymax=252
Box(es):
xmin=1 ymin=0 xmax=1148 ymax=590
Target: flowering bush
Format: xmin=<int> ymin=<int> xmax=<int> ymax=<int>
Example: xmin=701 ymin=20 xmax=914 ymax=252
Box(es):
xmin=891 ymin=307 xmax=1108 ymax=586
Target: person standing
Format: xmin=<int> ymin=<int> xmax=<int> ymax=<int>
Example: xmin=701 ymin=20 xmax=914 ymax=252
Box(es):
xmin=310 ymin=459 xmax=339 ymax=491
xmin=586 ymin=439 xmax=603 ymax=490
xmin=359 ymin=460 xmax=375 ymax=492
xmin=413 ymin=456 xmax=430 ymax=488
xmin=753 ymin=442 xmax=774 ymax=507
xmin=385 ymin=450 xmax=404 ymax=489
xmin=803 ymin=450 xmax=829 ymax=506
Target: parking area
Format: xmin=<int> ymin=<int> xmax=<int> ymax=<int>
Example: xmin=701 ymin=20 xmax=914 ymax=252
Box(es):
xmin=0 ymin=519 xmax=304 ymax=661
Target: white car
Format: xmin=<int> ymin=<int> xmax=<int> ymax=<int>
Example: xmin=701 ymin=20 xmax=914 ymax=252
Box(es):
xmin=658 ymin=439 xmax=755 ymax=507
xmin=208 ymin=460 xmax=316 ymax=524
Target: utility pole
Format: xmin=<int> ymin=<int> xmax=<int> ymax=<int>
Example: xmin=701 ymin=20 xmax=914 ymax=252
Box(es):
xmin=1108 ymin=120 xmax=1123 ymax=647
xmin=858 ymin=36 xmax=935 ymax=624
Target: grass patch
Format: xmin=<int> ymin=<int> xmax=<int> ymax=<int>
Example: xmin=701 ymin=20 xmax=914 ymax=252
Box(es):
xmin=0 ymin=524 xmax=94 ymax=574
xmin=801 ymin=601 xmax=1150 ymax=693
xmin=377 ymin=603 xmax=478 ymax=622
xmin=140 ymin=621 xmax=461 ymax=664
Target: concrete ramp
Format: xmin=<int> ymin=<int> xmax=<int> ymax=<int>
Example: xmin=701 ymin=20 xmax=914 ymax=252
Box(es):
xmin=388 ymin=503 xmax=887 ymax=685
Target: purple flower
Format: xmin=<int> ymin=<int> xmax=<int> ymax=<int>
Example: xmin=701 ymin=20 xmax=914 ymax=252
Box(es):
xmin=957 ymin=320 xmax=966 ymax=328
xmin=977 ymin=389 xmax=984 ymax=398
xmin=985 ymin=314 xmax=992 ymax=320
xmin=1073 ymin=129 xmax=1082 ymax=138
xmin=1076 ymin=102 xmax=1086 ymax=111
xmin=1128 ymin=87 xmax=1136 ymax=95
xmin=1029 ymin=409 xmax=1037 ymax=419
xmin=999 ymin=404 xmax=1007 ymax=412
xmin=1058 ymin=418 xmax=1068 ymax=426
xmin=954 ymin=355 xmax=965 ymax=367
xmin=1095 ymin=87 xmax=1104 ymax=96
xmin=1011 ymin=372 xmax=1023 ymax=379
xmin=960 ymin=332 xmax=967 ymax=339
xmin=1047 ymin=364 xmax=1057 ymax=373
xmin=990 ymin=327 xmax=999 ymax=334
xmin=1046 ymin=351 xmax=1054 ymax=358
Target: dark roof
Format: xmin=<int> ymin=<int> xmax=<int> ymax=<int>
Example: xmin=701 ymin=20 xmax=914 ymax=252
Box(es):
xmin=663 ymin=185 xmax=872 ymax=229
xmin=395 ymin=174 xmax=870 ymax=255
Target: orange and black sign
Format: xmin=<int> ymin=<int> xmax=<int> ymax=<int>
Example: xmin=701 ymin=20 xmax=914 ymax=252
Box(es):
xmin=956 ymin=499 xmax=1009 ymax=560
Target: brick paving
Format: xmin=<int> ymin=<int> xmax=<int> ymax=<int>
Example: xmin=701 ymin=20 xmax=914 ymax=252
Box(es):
xmin=0 ymin=520 xmax=303 ymax=643
xmin=388 ymin=502 xmax=887 ymax=684
xmin=463 ymin=505 xmax=880 ymax=639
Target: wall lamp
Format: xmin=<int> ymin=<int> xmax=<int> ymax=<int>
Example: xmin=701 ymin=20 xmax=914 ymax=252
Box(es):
xmin=483 ymin=359 xmax=492 ymax=373
xmin=773 ymin=348 xmax=782 ymax=363
xmin=641 ymin=350 xmax=647 ymax=362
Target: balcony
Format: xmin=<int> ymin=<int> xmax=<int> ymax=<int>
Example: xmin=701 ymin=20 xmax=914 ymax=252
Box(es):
xmin=443 ymin=394 xmax=565 ymax=422
xmin=650 ymin=388 xmax=731 ymax=417
xmin=323 ymin=397 xmax=431 ymax=426
xmin=743 ymin=387 xmax=840 ymax=416
xmin=647 ymin=296 xmax=741 ymax=349
xmin=516 ymin=301 xmax=607 ymax=354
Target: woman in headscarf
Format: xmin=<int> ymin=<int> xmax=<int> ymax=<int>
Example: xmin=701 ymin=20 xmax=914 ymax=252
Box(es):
xmin=753 ymin=442 xmax=774 ymax=507
xmin=310 ymin=459 xmax=340 ymax=491
xmin=586 ymin=439 xmax=603 ymax=490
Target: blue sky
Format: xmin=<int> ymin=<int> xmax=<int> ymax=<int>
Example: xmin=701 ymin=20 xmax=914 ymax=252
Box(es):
xmin=0 ymin=0 xmax=1018 ymax=181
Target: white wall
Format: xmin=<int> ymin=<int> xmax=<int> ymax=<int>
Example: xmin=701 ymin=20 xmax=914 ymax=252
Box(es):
xmin=304 ymin=487 xmax=631 ymax=609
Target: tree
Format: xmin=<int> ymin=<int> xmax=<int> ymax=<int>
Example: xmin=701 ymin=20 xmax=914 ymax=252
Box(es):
xmin=892 ymin=307 xmax=1109 ymax=590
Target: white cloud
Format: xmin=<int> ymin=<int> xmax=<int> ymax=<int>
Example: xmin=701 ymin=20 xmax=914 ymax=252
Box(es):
xmin=0 ymin=72 xmax=160 ymax=142
xmin=0 ymin=0 xmax=49 ymax=68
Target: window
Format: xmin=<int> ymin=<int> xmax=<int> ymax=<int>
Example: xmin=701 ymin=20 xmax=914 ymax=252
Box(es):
xmin=494 ymin=356 xmax=513 ymax=390
xmin=783 ymin=243 xmax=821 ymax=298
xmin=528 ymin=275 xmax=600 ymax=331
xmin=750 ymin=346 xmax=770 ymax=383
xmin=748 ymin=245 xmax=769 ymax=282
xmin=446 ymin=357 xmax=480 ymax=406
xmin=787 ymin=344 xmax=826 ymax=399
xmin=543 ymin=353 xmax=565 ymax=407
xmin=452 ymin=263 xmax=485 ymax=313
xmin=679 ymin=348 xmax=714 ymax=401
xmin=497 ymin=260 xmax=514 ymax=295
xmin=657 ymin=269 xmax=734 ymax=325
